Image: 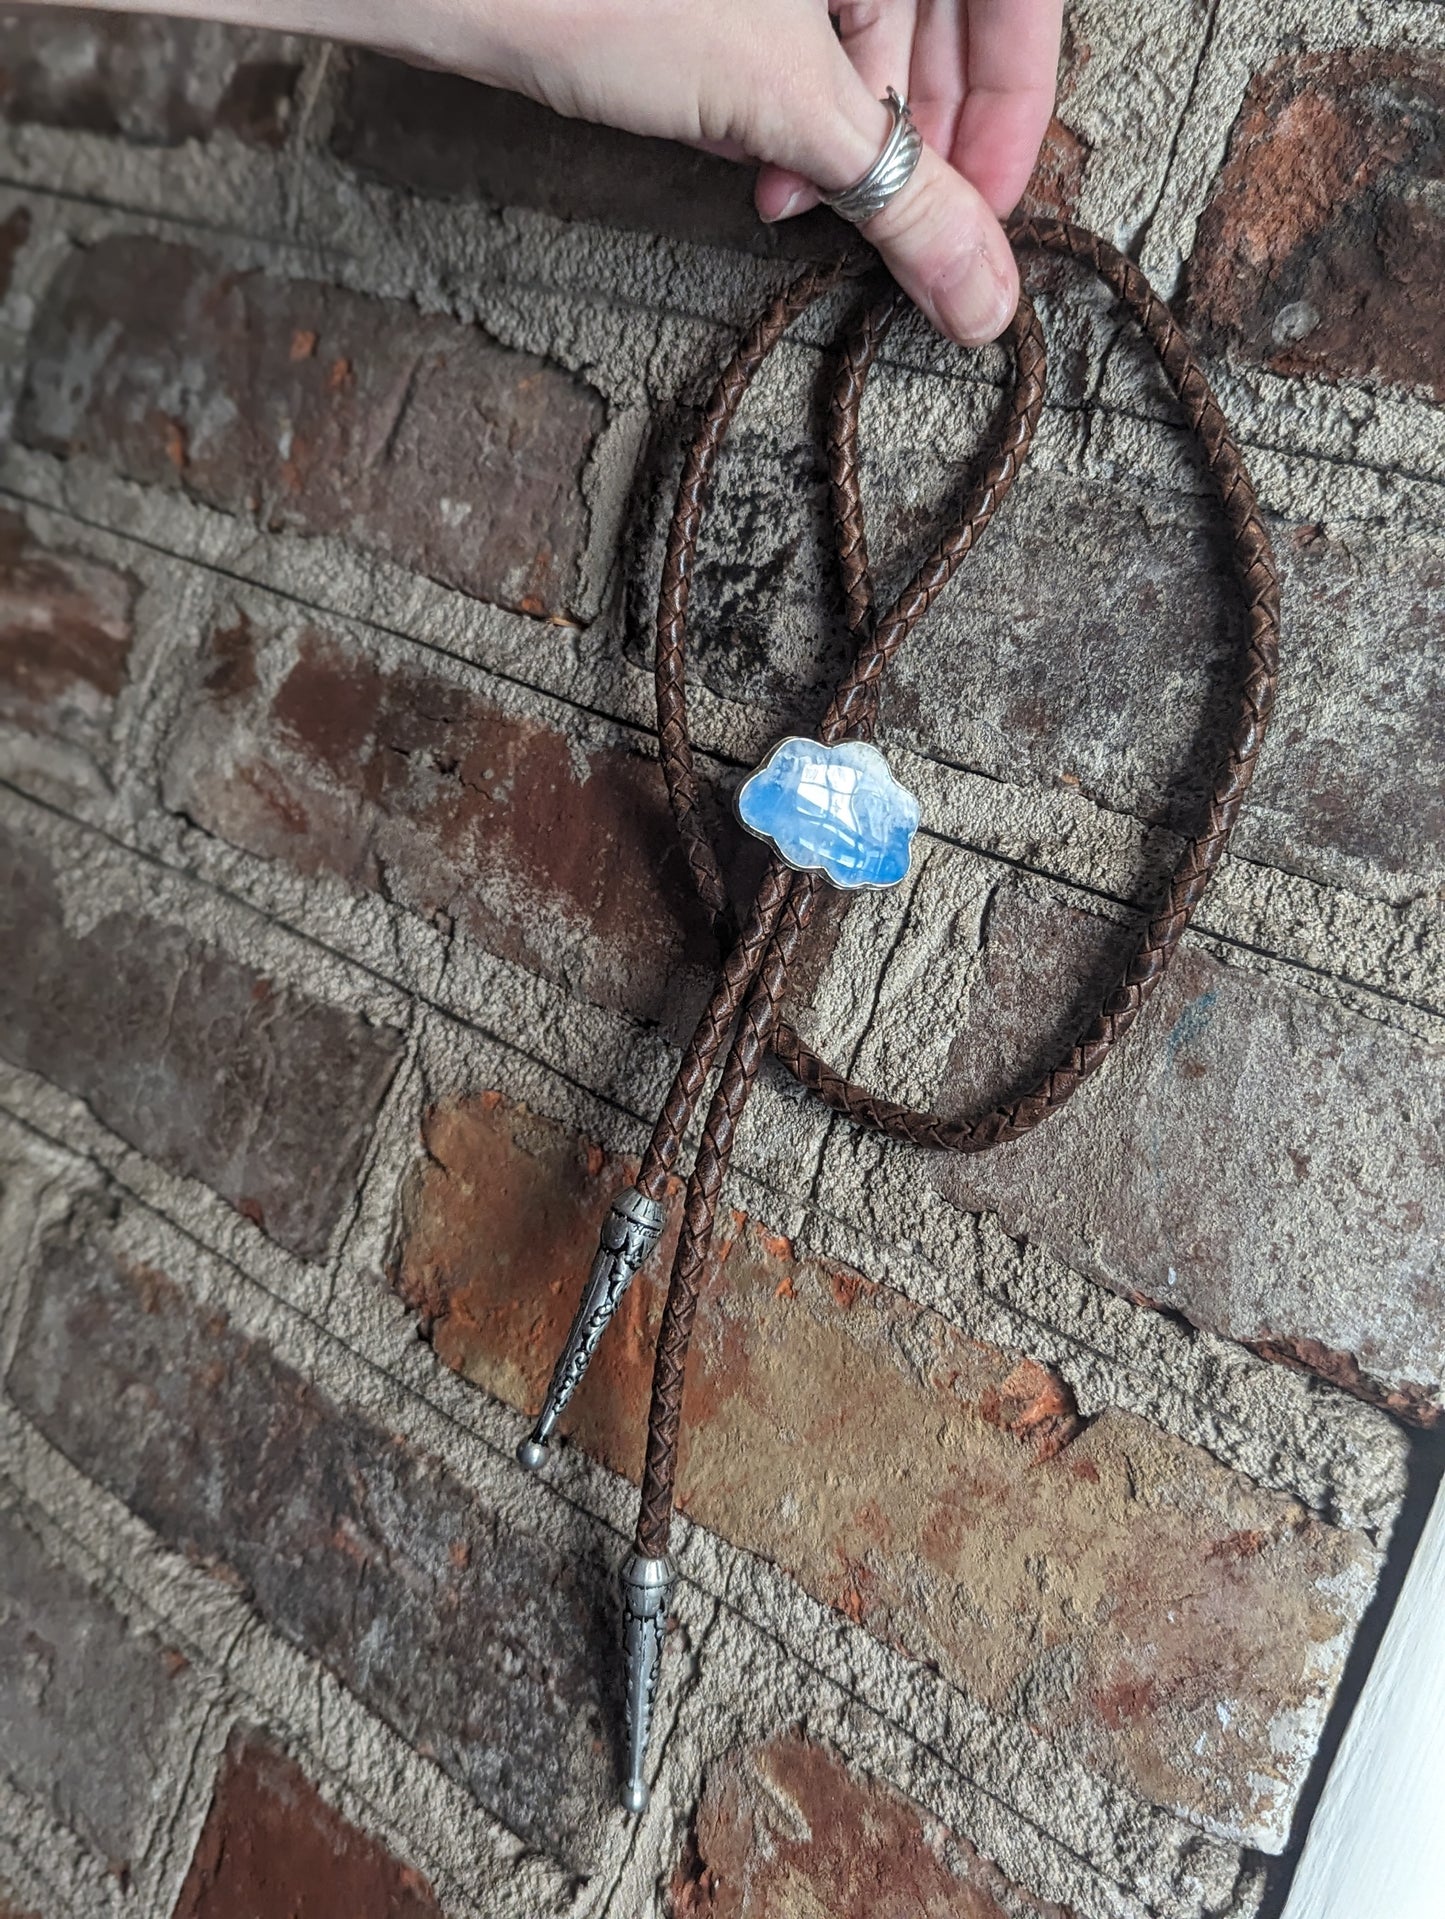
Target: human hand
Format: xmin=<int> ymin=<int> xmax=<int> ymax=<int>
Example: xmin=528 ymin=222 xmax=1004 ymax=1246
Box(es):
xmin=59 ymin=0 xmax=1062 ymax=343
xmin=396 ymin=0 xmax=1064 ymax=344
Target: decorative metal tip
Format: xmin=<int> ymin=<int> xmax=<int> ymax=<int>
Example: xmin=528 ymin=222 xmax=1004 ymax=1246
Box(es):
xmin=619 ymin=1550 xmax=674 ymax=1817
xmin=519 ymin=1188 xmax=666 ymax=1473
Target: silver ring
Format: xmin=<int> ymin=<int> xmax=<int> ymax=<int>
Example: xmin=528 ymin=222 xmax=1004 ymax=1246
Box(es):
xmin=822 ymin=88 xmax=923 ymax=225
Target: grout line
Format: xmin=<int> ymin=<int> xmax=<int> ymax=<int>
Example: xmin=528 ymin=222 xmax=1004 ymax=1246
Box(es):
xmin=0 ymin=163 xmax=1441 ymax=501
xmin=1131 ymin=0 xmax=1225 ymax=268
xmin=0 ymin=1244 xmax=1198 ymax=1919
xmin=0 ymin=488 xmax=1435 ymax=1028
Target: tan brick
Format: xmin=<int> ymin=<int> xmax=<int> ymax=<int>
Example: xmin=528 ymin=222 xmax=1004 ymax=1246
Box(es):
xmin=392 ymin=1091 xmax=1378 ymax=1849
xmin=670 ymin=1730 xmax=1070 ymax=1919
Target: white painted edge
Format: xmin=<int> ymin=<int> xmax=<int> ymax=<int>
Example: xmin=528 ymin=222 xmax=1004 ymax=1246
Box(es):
xmin=1283 ymin=1474 xmax=1445 ymax=1919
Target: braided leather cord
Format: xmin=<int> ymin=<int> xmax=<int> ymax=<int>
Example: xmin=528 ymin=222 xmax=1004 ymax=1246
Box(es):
xmin=650 ymin=261 xmax=847 ymax=935
xmin=654 ymin=217 xmax=1279 ymax=1165
xmin=765 ymin=217 xmax=1281 ymax=1145
xmin=640 ymin=285 xmax=1047 ymax=1194
xmin=634 ymin=265 xmax=856 ymax=1202
xmin=632 ymin=218 xmax=1279 ymax=1559
xmin=634 ymin=290 xmax=1048 ymax=1553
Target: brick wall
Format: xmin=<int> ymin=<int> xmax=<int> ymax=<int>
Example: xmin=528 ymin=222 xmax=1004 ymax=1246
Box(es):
xmin=0 ymin=6 xmax=1440 ymax=1917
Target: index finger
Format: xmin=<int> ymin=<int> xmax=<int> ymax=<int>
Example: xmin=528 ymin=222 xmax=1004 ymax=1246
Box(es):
xmin=953 ymin=0 xmax=1064 ymax=216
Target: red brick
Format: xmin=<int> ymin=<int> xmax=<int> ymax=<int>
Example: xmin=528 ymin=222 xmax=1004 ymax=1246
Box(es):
xmin=1018 ymin=115 xmax=1090 ymax=221
xmin=0 ymin=826 xmax=402 ymax=1258
xmin=0 ymin=507 xmax=135 ymax=758
xmin=670 ymin=1730 xmax=1069 ymax=1919
xmin=0 ymin=1498 xmax=198 ymax=1874
xmin=174 ymin=1732 xmax=442 ymax=1919
xmin=1186 ymin=49 xmax=1445 ymax=395
xmin=0 ymin=12 xmax=299 ymax=148
xmin=935 ymin=881 xmax=1445 ymax=1423
xmin=17 ymin=237 xmax=602 ymax=617
xmin=9 ymin=1219 xmax=623 ymax=1871
xmin=163 ymin=614 xmax=723 ymax=1025
xmin=332 ymin=55 xmax=843 ymax=259
xmin=391 ymin=1092 xmax=1376 ymax=1848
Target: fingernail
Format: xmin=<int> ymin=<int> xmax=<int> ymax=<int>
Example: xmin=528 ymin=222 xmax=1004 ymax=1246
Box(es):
xmin=762 ymin=186 xmax=808 ymax=225
xmin=928 ymin=245 xmax=1016 ymax=345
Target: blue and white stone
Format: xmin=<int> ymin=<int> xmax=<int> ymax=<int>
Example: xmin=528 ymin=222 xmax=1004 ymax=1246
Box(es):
xmin=736 ymin=737 xmax=920 ymax=890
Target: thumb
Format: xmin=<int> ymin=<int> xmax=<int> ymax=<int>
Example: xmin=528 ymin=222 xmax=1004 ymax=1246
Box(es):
xmin=854 ymin=142 xmax=1019 ymax=346
xmin=744 ymin=47 xmax=1018 ymax=346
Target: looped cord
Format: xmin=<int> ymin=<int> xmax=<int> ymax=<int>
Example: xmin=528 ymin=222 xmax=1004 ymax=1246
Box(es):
xmin=631 ymin=216 xmax=1280 ymax=1560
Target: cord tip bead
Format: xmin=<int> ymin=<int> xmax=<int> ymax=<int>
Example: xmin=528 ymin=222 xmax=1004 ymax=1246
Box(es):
xmin=519 ymin=1187 xmax=667 ymax=1473
xmin=619 ymin=1550 xmax=675 ymax=1817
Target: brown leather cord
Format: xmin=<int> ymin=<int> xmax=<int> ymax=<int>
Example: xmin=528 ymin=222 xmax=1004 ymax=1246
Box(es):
xmin=768 ymin=217 xmax=1282 ymax=1147
xmin=634 ymin=282 xmax=1050 ymax=1555
xmin=631 ymin=217 xmax=1280 ymax=1562
xmin=631 ymin=272 xmax=894 ymax=1207
xmin=638 ymin=283 xmax=1046 ymax=1205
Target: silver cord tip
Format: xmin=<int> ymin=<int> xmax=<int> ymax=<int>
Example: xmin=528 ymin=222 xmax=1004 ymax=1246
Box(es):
xmin=521 ymin=1188 xmax=667 ymax=1469
xmin=619 ymin=1550 xmax=674 ymax=1818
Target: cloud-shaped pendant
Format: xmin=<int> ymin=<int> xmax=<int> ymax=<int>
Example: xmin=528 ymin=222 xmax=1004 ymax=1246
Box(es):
xmin=736 ymin=737 xmax=920 ymax=890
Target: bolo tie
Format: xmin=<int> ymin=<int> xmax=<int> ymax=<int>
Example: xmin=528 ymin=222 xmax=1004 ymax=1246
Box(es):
xmin=510 ymin=199 xmax=1280 ymax=1810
